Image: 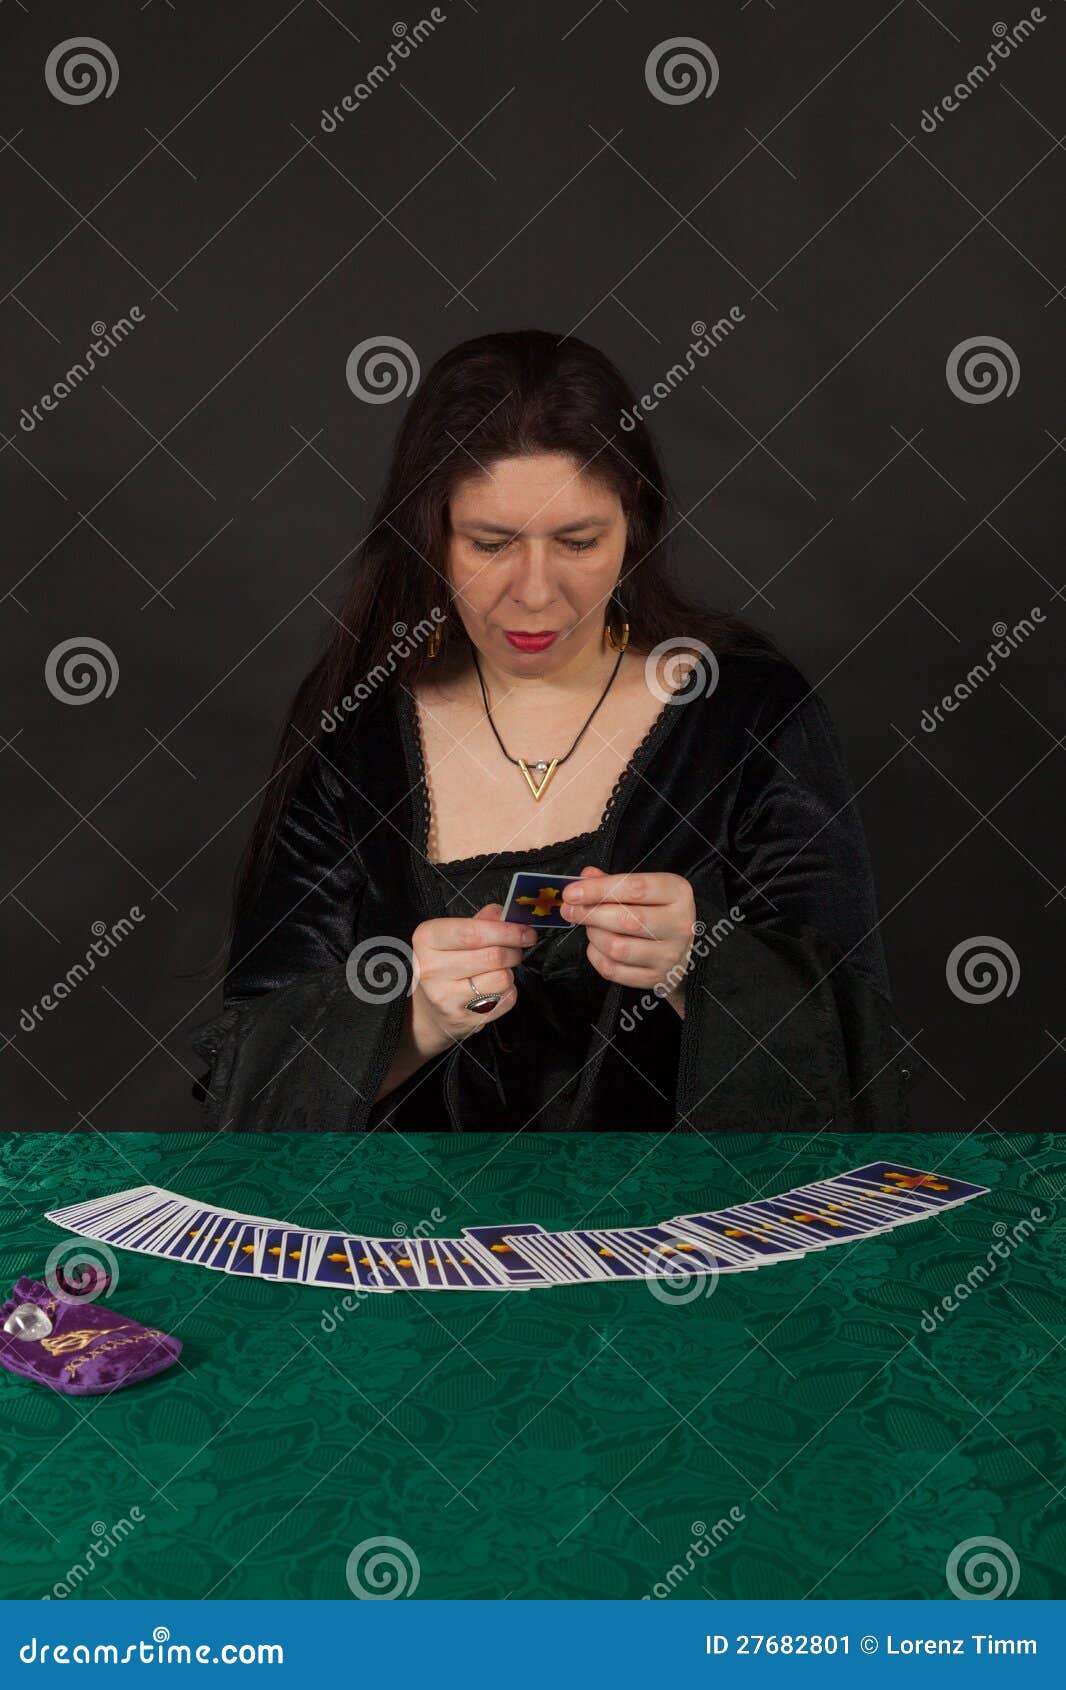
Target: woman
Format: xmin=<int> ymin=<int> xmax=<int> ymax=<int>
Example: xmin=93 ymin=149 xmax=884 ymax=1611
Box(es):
xmin=190 ymin=329 xmax=918 ymax=1131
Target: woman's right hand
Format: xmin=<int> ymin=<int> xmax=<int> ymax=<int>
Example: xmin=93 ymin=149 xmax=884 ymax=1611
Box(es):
xmin=407 ymin=903 xmax=537 ymax=1055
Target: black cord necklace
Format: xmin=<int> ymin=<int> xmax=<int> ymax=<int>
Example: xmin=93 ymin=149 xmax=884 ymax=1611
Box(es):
xmin=472 ymin=644 xmax=627 ymax=801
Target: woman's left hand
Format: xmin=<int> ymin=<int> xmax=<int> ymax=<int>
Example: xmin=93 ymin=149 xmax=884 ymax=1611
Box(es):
xmin=560 ymin=866 xmax=697 ymax=1018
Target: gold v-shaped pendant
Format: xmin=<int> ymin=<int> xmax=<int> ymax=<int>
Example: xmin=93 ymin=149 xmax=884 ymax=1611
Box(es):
xmin=518 ymin=757 xmax=559 ymax=801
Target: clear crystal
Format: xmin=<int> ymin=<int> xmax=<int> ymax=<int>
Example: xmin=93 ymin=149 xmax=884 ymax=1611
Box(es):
xmin=3 ymin=1303 xmax=53 ymax=1342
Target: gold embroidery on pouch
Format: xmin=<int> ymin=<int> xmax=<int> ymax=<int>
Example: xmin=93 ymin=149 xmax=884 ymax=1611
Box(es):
xmin=60 ymin=1328 xmax=168 ymax=1381
xmin=40 ymin=1325 xmax=133 ymax=1355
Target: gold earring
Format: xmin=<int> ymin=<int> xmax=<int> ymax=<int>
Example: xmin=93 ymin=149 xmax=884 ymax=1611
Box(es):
xmin=604 ymin=605 xmax=630 ymax=651
xmin=426 ymin=620 xmax=443 ymax=659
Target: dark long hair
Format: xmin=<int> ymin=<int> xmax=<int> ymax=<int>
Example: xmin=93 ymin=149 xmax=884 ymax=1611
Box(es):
xmin=228 ymin=328 xmax=783 ymax=942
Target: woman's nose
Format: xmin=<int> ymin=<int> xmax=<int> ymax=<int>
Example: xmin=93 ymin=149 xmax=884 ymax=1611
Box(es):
xmin=508 ymin=548 xmax=558 ymax=609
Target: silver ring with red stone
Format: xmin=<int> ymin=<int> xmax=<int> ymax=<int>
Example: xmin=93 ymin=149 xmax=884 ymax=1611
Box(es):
xmin=464 ymin=976 xmax=504 ymax=1015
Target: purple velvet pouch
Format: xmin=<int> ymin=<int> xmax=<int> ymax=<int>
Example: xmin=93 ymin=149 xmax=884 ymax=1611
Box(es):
xmin=0 ymin=1277 xmax=182 ymax=1396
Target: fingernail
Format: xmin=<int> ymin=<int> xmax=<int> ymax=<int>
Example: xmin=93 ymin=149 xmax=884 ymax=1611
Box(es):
xmin=522 ymin=928 xmax=537 ymax=944
xmin=567 ymin=885 xmax=584 ymax=901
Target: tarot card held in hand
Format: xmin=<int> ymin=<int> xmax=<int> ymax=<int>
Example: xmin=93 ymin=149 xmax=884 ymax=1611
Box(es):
xmin=501 ymin=870 xmax=587 ymax=928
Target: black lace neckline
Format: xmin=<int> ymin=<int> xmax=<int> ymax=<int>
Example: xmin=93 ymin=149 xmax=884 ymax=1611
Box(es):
xmin=430 ymin=828 xmax=601 ymax=876
xmin=396 ymin=653 xmax=708 ymax=876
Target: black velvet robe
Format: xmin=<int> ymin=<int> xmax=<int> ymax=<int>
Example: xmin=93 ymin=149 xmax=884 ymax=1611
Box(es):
xmin=189 ymin=650 xmax=920 ymax=1131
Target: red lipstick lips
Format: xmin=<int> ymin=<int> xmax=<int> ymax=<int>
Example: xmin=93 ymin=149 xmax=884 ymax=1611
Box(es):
xmin=503 ymin=630 xmax=557 ymax=651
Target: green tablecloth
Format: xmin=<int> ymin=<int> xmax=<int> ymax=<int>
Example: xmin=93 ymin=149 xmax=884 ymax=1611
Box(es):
xmin=0 ymin=1132 xmax=1062 ymax=1601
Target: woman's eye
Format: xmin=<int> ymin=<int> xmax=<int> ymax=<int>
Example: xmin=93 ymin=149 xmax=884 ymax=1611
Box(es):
xmin=468 ymin=535 xmax=598 ymax=555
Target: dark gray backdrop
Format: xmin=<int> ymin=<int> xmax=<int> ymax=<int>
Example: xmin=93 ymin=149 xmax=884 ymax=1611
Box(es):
xmin=2 ymin=0 xmax=1063 ymax=1130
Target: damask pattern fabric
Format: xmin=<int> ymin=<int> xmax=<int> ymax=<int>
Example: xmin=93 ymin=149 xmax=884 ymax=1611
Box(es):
xmin=1 ymin=1131 xmax=1060 ymax=1600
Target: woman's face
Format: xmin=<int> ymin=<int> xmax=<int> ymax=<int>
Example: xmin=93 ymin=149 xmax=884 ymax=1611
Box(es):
xmin=444 ymin=453 xmax=627 ymax=675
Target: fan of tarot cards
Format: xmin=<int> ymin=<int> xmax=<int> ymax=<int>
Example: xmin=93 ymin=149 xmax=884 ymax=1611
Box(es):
xmin=44 ymin=1163 xmax=989 ymax=1293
